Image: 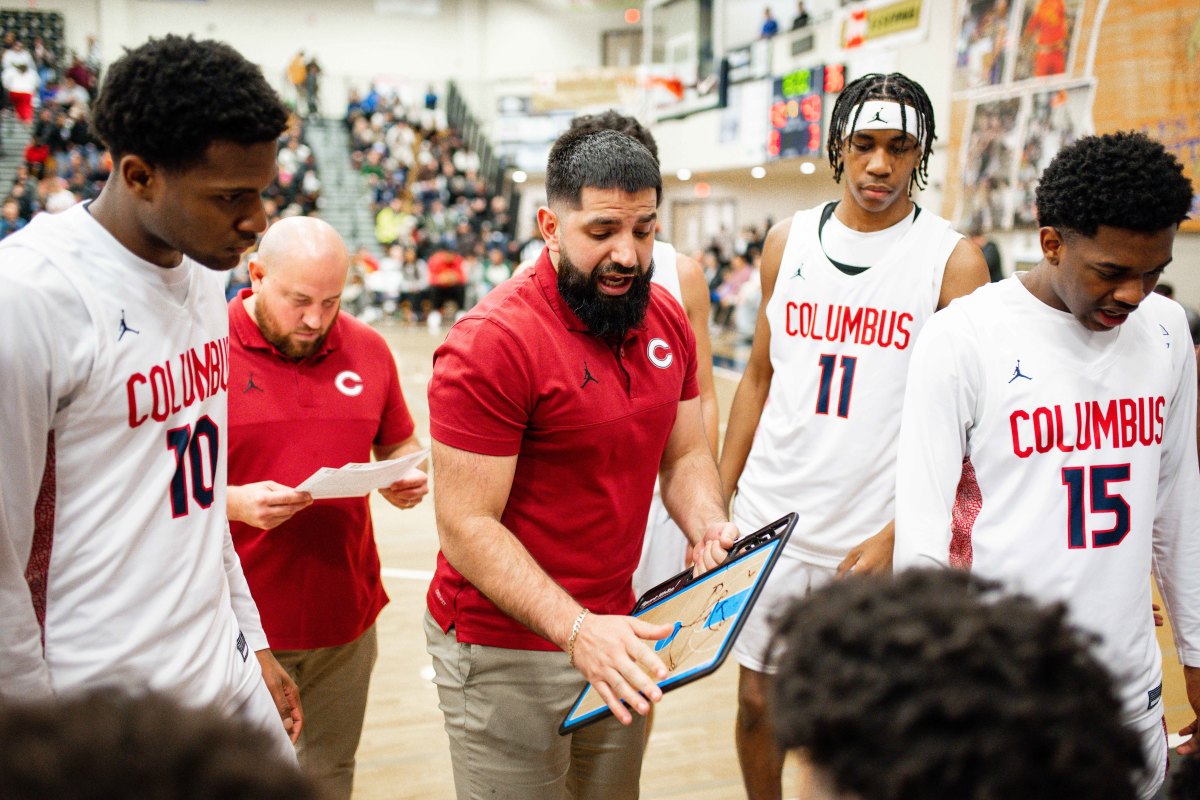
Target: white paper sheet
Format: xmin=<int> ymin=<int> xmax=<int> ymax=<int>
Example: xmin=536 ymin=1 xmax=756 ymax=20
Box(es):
xmin=294 ymin=448 xmax=430 ymax=499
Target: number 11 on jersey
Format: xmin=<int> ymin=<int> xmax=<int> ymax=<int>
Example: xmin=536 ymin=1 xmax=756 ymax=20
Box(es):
xmin=816 ymin=354 xmax=857 ymax=418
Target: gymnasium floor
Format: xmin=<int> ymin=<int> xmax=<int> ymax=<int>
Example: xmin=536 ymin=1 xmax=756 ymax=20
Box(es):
xmin=351 ymin=323 xmax=1191 ymax=799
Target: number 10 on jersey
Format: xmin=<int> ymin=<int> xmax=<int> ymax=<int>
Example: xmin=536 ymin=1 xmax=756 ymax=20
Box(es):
xmin=816 ymin=354 xmax=857 ymax=418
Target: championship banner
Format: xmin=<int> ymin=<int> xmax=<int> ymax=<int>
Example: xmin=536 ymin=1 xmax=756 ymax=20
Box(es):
xmin=840 ymin=0 xmax=925 ymax=50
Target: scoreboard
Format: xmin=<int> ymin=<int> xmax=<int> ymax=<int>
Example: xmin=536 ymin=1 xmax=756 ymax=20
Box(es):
xmin=768 ymin=64 xmax=844 ymax=160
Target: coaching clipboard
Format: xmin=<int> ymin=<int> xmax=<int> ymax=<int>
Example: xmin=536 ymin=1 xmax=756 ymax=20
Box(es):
xmin=559 ymin=513 xmax=797 ymax=735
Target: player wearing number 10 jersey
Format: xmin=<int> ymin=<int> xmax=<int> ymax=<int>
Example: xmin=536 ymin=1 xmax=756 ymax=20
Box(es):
xmin=895 ymin=132 xmax=1200 ymax=800
xmin=0 ymin=36 xmax=297 ymax=757
xmin=719 ymin=72 xmax=989 ymax=800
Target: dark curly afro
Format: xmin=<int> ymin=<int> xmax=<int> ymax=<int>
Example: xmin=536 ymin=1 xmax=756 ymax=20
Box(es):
xmin=0 ymin=689 xmax=319 ymax=800
xmin=771 ymin=569 xmax=1144 ymax=800
xmin=91 ymin=35 xmax=289 ymax=171
xmin=1035 ymin=131 xmax=1194 ymax=236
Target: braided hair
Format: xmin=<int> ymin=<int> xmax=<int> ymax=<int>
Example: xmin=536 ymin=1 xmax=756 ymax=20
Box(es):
xmin=827 ymin=72 xmax=936 ymax=191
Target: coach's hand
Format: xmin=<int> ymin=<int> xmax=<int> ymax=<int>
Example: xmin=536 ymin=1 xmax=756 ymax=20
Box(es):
xmin=571 ymin=614 xmax=673 ymax=725
xmin=837 ymin=521 xmax=895 ymax=578
xmin=380 ymin=468 xmax=429 ymax=511
xmin=228 ymin=482 xmax=312 ymax=530
xmin=257 ymin=649 xmax=303 ymax=743
xmin=690 ymin=521 xmax=737 ymax=578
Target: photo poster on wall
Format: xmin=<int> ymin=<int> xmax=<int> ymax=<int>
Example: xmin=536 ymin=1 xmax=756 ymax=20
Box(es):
xmin=946 ymin=0 xmax=1200 ymax=232
xmin=957 ymin=82 xmax=1093 ymax=231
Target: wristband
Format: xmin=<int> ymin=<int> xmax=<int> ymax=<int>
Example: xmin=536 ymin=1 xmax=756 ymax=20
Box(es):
xmin=567 ymin=608 xmax=590 ymax=667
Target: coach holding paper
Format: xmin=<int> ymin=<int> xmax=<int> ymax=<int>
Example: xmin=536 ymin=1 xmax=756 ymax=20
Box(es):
xmin=425 ymin=128 xmax=736 ymax=799
xmin=226 ymin=216 xmax=427 ymax=800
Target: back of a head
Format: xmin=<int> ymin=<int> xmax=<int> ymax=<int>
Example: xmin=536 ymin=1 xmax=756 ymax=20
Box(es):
xmin=568 ymin=110 xmax=659 ymax=163
xmin=1035 ymin=131 xmax=1194 ymax=237
xmin=545 ymin=127 xmax=662 ymax=210
xmin=0 ymin=690 xmax=320 ymax=800
xmin=771 ymin=569 xmax=1142 ymax=800
xmin=1172 ymin=754 xmax=1200 ymax=799
xmin=827 ymin=72 xmax=936 ymax=190
xmin=91 ymin=35 xmax=289 ymax=172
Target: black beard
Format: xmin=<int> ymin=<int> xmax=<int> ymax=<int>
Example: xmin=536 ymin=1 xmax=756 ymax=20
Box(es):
xmin=556 ymin=248 xmax=654 ymax=342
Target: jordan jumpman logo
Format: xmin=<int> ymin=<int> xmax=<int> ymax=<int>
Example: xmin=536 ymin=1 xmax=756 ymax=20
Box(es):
xmin=244 ymin=373 xmax=265 ymax=393
xmin=869 ymin=109 xmax=886 ymax=124
xmin=1008 ymin=360 xmax=1031 ymax=383
xmin=117 ymin=310 xmax=140 ymax=341
xmin=580 ymin=362 xmax=599 ymax=389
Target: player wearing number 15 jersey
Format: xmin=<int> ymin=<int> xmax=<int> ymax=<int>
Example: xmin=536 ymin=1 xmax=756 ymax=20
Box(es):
xmin=719 ymin=73 xmax=989 ymax=800
xmin=0 ymin=36 xmax=298 ymax=757
xmin=895 ymin=132 xmax=1200 ymax=800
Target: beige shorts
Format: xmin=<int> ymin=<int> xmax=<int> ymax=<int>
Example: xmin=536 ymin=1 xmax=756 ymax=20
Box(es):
xmin=731 ymin=557 xmax=837 ymax=674
xmin=424 ymin=612 xmax=647 ymax=800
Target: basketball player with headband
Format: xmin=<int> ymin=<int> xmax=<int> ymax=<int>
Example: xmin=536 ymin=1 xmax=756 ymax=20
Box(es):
xmin=718 ymin=72 xmax=989 ymax=800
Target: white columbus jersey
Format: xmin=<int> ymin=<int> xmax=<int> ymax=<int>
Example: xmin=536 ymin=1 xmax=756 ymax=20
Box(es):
xmin=0 ymin=204 xmax=266 ymax=708
xmin=634 ymin=240 xmax=688 ymax=597
xmin=734 ymin=203 xmax=960 ymax=566
xmin=648 ymin=240 xmax=683 ymax=500
xmin=650 ymin=240 xmax=682 ymax=303
xmin=895 ymin=277 xmax=1200 ymax=722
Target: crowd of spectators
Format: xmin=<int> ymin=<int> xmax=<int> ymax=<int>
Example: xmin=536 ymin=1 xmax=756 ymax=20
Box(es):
xmin=699 ymin=220 xmax=771 ymax=341
xmin=0 ymin=30 xmax=105 ymax=240
xmin=344 ymin=86 xmax=518 ymax=324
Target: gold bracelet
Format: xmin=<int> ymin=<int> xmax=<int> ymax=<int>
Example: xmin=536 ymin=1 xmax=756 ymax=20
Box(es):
xmin=567 ymin=608 xmax=590 ymax=667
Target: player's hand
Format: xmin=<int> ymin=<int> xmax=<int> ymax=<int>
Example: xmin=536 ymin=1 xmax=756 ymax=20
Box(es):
xmin=570 ymin=613 xmax=672 ymax=725
xmin=379 ymin=468 xmax=429 ymax=510
xmin=256 ymin=649 xmax=303 ymax=744
xmin=837 ymin=521 xmax=895 ymax=578
xmin=1153 ymin=603 xmax=1165 ymax=627
xmin=227 ymin=482 xmax=312 ymax=530
xmin=690 ymin=522 xmax=737 ymax=578
xmin=1179 ymin=666 xmax=1200 ymax=755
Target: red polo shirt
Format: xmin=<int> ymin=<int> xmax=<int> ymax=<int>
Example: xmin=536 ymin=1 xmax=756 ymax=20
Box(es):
xmin=227 ymin=290 xmax=415 ymax=650
xmin=427 ymin=250 xmax=698 ymax=650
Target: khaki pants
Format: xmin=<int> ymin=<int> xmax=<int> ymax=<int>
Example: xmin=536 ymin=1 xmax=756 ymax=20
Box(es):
xmin=274 ymin=624 xmax=378 ymax=800
xmin=424 ymin=612 xmax=646 ymax=800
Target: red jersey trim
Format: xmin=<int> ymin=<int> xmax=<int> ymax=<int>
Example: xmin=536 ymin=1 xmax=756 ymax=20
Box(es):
xmin=950 ymin=457 xmax=980 ymax=569
xmin=26 ymin=432 xmax=56 ymax=645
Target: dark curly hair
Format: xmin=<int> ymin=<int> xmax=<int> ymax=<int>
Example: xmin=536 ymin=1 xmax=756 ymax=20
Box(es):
xmin=0 ymin=689 xmax=319 ymax=800
xmin=771 ymin=569 xmax=1143 ymax=800
xmin=1173 ymin=754 xmax=1200 ymax=798
xmin=569 ymin=110 xmax=659 ymax=163
xmin=91 ymin=35 xmax=289 ymax=171
xmin=827 ymin=72 xmax=936 ymax=191
xmin=546 ymin=127 xmax=661 ymax=209
xmin=1035 ymin=131 xmax=1194 ymax=236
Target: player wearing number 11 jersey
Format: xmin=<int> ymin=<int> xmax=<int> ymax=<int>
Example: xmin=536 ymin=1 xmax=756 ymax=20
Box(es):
xmin=894 ymin=132 xmax=1200 ymax=800
xmin=0 ymin=36 xmax=298 ymax=757
xmin=719 ymin=72 xmax=989 ymax=800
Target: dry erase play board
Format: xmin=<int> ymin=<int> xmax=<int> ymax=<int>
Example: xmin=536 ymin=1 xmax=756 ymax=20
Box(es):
xmin=560 ymin=513 xmax=797 ymax=734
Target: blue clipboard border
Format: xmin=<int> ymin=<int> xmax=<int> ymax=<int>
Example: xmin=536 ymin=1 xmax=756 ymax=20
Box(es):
xmin=559 ymin=513 xmax=797 ymax=735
